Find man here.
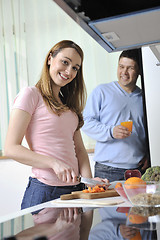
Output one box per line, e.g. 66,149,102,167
82,49,149,182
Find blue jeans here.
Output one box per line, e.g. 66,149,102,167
21,177,85,210
95,162,143,182
94,162,126,182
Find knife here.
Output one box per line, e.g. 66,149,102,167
77,176,110,187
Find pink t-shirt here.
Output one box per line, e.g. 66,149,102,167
13,86,79,186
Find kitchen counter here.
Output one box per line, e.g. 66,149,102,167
0,197,160,239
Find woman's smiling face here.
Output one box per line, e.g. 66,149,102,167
48,47,81,90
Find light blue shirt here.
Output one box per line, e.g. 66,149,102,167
82,81,147,169
89,207,126,240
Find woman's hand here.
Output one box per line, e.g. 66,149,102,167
59,207,80,223
92,177,110,190
52,159,77,184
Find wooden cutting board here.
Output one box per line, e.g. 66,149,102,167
60,189,119,200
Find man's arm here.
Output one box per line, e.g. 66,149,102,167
82,87,114,142
82,86,130,142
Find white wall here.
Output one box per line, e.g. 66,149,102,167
0,160,32,216
142,46,160,166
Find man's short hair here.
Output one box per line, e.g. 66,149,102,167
119,49,141,73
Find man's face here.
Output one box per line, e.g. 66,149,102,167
117,57,139,92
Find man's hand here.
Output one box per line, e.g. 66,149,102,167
113,125,131,139
119,224,139,239
138,156,149,171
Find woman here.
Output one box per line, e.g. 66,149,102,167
5,40,106,209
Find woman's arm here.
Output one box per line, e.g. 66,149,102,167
4,109,77,183
4,109,56,168
73,130,92,178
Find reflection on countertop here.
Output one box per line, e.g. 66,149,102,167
0,202,159,240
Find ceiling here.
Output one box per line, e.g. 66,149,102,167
53,0,160,55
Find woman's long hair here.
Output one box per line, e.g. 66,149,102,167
36,40,87,129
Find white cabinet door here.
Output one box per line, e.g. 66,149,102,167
142,46,160,166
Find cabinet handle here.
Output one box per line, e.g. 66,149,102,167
156,62,160,66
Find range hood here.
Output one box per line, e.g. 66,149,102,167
53,0,160,53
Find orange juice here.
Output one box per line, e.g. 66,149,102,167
121,120,133,132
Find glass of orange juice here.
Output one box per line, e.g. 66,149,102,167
121,120,133,132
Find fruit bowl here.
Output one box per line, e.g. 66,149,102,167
123,181,160,207
115,187,128,200
114,181,128,200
